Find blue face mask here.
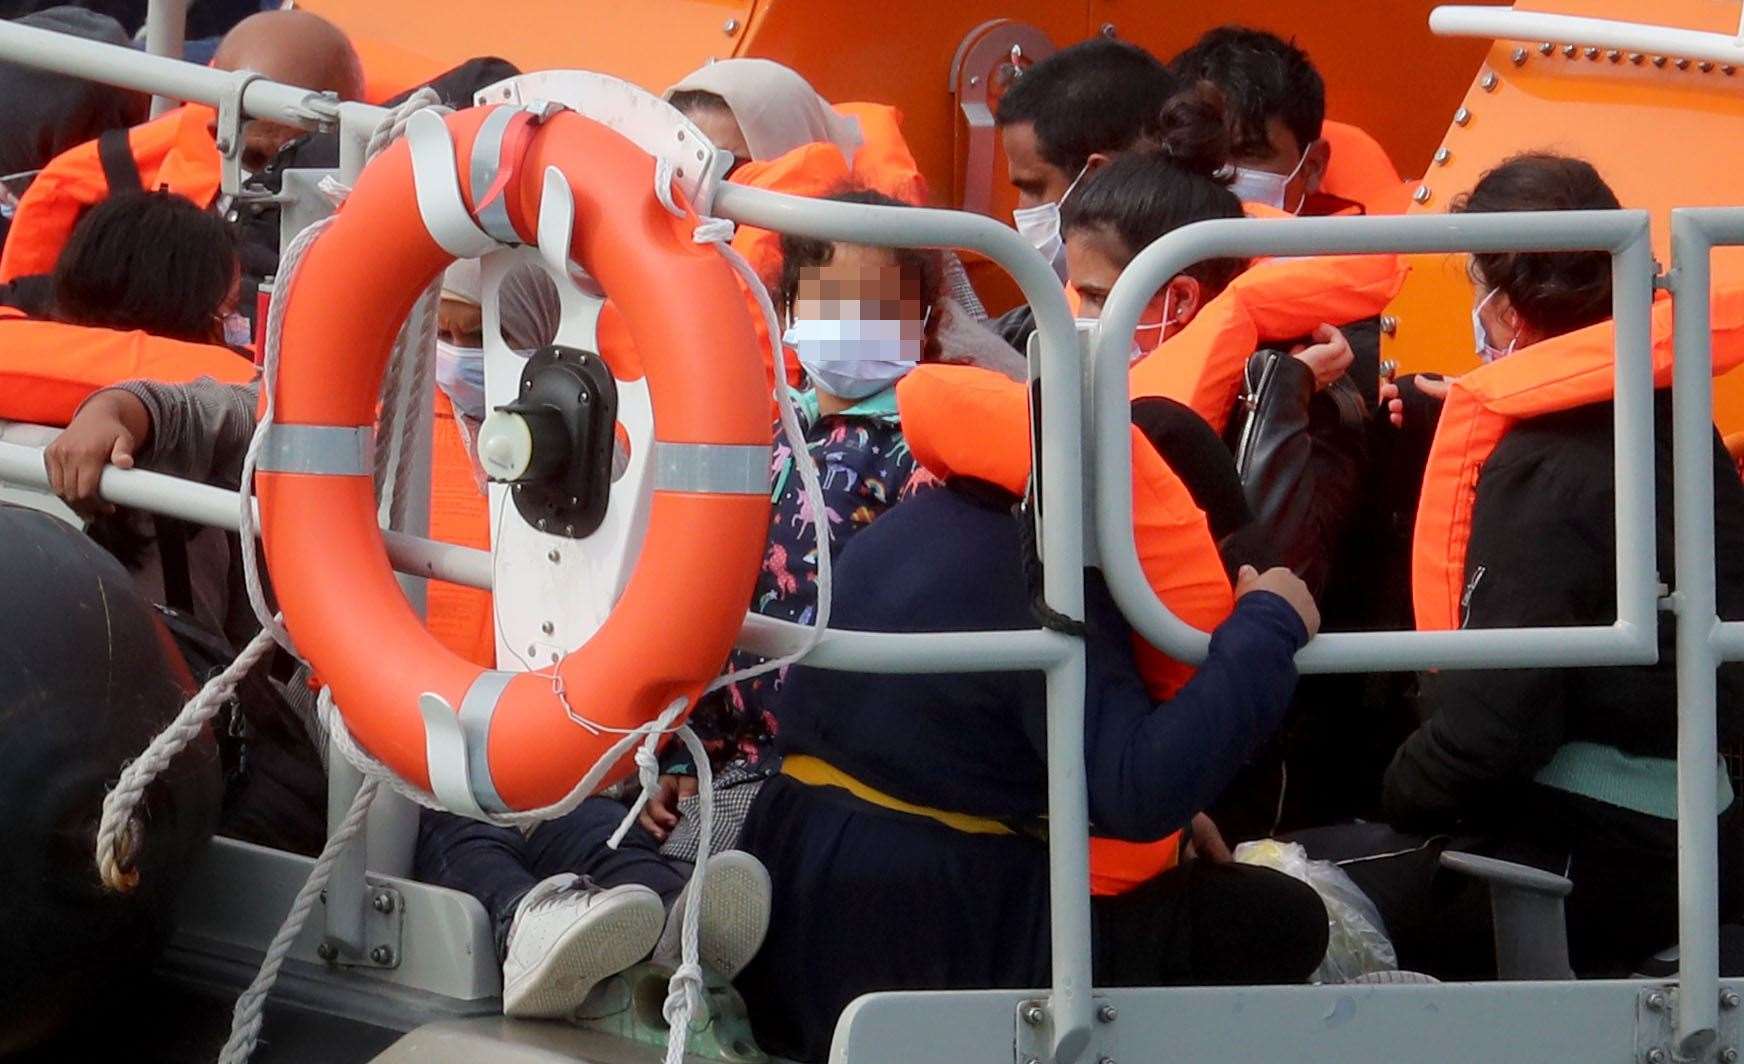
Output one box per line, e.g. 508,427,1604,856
783,315,922,401
436,338,489,420
221,310,252,349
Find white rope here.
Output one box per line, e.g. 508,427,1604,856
216,777,380,1064
93,625,279,891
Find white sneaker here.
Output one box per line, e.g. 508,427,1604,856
501,873,665,1019
652,851,772,979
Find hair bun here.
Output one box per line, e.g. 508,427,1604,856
1154,80,1233,182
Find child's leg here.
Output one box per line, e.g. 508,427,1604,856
522,796,691,906
413,807,539,957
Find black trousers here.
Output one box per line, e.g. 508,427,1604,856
1292,790,1744,979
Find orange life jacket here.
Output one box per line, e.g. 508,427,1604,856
1414,289,1744,631
1318,120,1408,216
0,104,222,283
836,101,929,207
897,363,1235,894
0,307,255,426
425,390,496,667
1130,250,1408,434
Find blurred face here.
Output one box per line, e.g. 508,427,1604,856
687,105,752,171
1065,227,1199,353
791,243,924,334
1472,280,1532,356
240,119,308,173
1001,121,1075,211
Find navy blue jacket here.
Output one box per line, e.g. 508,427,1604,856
773,482,1309,840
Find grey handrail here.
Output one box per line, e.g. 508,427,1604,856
1092,210,1659,674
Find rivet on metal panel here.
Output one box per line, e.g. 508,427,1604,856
1720,1047,1739,1064
1607,49,1622,62
1413,185,1432,204
1433,148,1451,166
1537,41,1553,56
1676,58,1691,70
968,75,980,87
1700,60,1715,73
316,941,338,962
1723,989,1741,1009
1653,55,1669,67
1099,22,1116,38
1726,65,1738,76
1023,1005,1046,1026
1480,71,1498,91
1512,47,1527,65
1562,44,1577,58
1645,1050,1668,1064
1647,991,1668,1011
1453,107,1471,126
1584,46,1600,60
547,549,561,563
1098,1004,1118,1023
369,945,395,966
1629,52,1645,64
540,620,555,635
372,891,395,914
1380,315,1399,336
1097,1058,1115,1064
722,18,739,34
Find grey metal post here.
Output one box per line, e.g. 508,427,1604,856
142,0,187,117
0,17,371,131
710,183,1096,1062
1091,211,1660,675
1669,209,1725,1058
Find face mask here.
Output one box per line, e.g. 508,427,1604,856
1012,163,1090,280
436,338,489,420
1471,288,1517,364
220,310,252,349
1229,144,1313,213
1075,291,1173,363
783,315,921,401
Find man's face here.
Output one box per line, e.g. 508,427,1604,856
1001,121,1076,211
1232,117,1328,210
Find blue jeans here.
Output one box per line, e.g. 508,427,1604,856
413,797,689,958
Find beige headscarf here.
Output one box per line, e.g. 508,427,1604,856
666,58,863,163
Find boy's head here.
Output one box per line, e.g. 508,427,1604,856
1171,26,1328,211
995,39,1178,210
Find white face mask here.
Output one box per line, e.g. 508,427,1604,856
1012,163,1090,281
1074,291,1172,363
1229,143,1314,213
1471,288,1517,364
783,315,922,400
436,338,489,420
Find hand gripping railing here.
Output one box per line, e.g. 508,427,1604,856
1093,210,1660,674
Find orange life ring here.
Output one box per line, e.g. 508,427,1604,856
256,106,770,813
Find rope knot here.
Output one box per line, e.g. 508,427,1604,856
662,960,708,1038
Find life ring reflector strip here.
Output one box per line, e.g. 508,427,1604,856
257,105,771,813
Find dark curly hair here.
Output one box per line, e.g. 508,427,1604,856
776,187,945,359
1453,153,1620,338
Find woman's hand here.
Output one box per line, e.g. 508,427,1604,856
1187,813,1233,864
1379,374,1451,429
636,773,699,843
1290,323,1354,391
44,389,150,517
1235,564,1321,638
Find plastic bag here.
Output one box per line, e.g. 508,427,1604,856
1233,838,1398,983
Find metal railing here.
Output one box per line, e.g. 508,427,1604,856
1430,4,1744,64
0,12,1736,1063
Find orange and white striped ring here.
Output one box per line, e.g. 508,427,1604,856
255,104,770,814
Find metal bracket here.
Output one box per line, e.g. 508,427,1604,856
214,69,264,198
1015,996,1117,1064
315,880,405,970
1634,985,1742,1063
949,19,1055,216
